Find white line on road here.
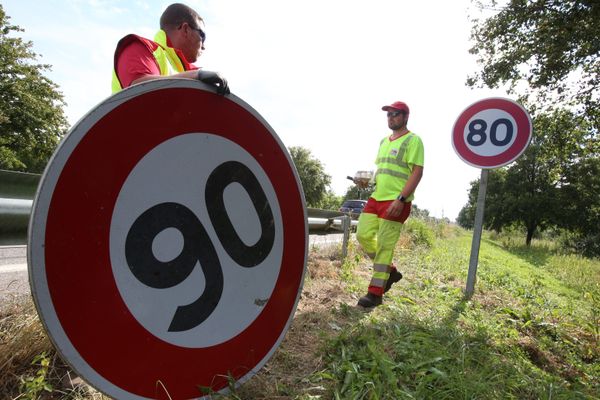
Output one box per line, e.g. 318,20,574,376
0,263,27,273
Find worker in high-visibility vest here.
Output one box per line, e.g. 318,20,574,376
112,3,228,94
355,101,425,308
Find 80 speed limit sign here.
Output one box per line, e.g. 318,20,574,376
452,97,532,168
28,80,307,399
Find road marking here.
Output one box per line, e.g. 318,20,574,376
0,263,27,273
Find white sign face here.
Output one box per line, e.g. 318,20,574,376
464,109,518,157
452,98,532,169
109,133,283,348
28,80,307,400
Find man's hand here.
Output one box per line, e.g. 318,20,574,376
385,199,404,218
197,70,230,95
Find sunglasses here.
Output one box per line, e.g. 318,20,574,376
180,23,206,42
192,26,206,42
387,111,404,118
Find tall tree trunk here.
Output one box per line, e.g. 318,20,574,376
525,225,536,246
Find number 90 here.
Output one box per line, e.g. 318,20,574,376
124,161,275,332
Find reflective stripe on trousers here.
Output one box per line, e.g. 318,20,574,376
356,212,403,292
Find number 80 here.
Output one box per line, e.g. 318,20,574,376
467,118,514,147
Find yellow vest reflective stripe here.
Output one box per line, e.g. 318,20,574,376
375,168,409,180
152,30,185,76
375,133,414,170
111,30,188,93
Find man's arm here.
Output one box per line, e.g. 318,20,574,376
118,41,228,94
133,70,229,95
117,41,198,86
399,165,424,200
385,165,423,218
130,70,199,85
116,41,162,89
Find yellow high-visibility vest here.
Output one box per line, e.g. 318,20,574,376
372,132,424,201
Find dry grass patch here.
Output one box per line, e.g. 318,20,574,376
0,244,372,399
0,299,53,396
231,248,361,399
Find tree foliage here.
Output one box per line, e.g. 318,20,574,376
559,157,600,257
0,5,67,173
288,146,332,208
343,184,374,202
319,190,343,211
468,0,600,128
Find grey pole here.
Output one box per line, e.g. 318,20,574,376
465,168,489,298
341,215,351,259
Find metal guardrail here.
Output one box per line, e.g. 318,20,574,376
1,170,39,243
0,169,40,199
0,170,357,250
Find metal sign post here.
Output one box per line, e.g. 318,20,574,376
465,169,488,297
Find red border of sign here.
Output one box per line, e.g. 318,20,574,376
452,98,532,168
43,88,305,399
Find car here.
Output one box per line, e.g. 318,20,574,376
339,199,367,218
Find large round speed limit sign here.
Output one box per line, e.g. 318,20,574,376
28,80,307,399
452,98,532,168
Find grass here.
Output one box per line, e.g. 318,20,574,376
317,225,599,400
1,220,598,399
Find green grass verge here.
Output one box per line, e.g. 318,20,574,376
319,224,600,400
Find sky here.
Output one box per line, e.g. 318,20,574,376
3,0,508,221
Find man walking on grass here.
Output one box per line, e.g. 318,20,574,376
355,101,424,309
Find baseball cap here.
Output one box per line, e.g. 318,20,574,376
382,101,409,114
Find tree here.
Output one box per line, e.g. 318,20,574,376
456,203,474,229
0,5,67,173
319,190,343,211
343,183,374,201
288,146,332,208
559,157,600,257
456,169,508,232
468,0,600,129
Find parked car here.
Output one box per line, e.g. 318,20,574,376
339,199,367,219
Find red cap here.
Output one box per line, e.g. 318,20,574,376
382,101,409,114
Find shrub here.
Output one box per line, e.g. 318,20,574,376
404,218,435,248
560,231,600,258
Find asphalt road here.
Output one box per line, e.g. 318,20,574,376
0,234,344,304
0,245,29,306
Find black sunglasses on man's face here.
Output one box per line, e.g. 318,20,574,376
192,26,206,42
179,23,206,42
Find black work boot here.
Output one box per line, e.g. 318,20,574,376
384,268,403,293
357,292,382,308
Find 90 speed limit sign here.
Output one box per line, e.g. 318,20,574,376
28,80,307,399
452,97,532,168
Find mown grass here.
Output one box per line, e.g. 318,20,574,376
1,219,598,399
316,223,600,400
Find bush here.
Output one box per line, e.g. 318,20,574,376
404,218,435,248
560,231,600,258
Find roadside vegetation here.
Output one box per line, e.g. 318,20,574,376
1,217,598,399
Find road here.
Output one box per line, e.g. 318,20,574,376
0,234,344,303
0,245,29,306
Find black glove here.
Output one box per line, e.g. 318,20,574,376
197,70,229,95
